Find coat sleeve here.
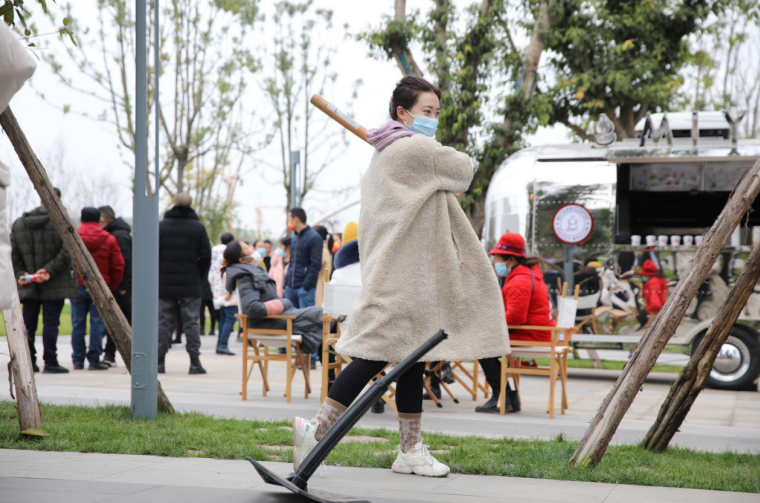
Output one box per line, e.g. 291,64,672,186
10,223,26,278
198,226,212,280
643,280,663,313
504,276,531,326
115,232,132,291
238,276,267,319
41,236,72,279
433,142,474,193
108,236,125,291
302,234,323,291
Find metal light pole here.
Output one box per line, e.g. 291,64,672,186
289,150,301,209
131,0,160,419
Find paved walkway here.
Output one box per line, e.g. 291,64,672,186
1,335,759,453
1,449,758,503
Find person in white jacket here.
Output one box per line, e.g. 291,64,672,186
209,235,238,355
0,20,37,310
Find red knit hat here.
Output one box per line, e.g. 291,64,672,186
640,259,660,276
489,232,527,258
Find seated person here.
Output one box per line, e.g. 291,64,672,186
475,232,556,414
332,221,360,285
223,241,322,357
640,259,668,315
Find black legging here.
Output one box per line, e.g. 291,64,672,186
328,358,425,414
199,298,217,334
479,357,512,395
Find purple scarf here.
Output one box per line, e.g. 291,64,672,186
366,121,416,151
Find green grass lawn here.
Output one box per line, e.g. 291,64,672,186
0,306,218,337
0,402,757,493
533,357,685,374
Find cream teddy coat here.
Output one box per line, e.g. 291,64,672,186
336,133,510,362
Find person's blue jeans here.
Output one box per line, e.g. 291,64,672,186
284,286,316,309
71,285,106,365
217,306,238,349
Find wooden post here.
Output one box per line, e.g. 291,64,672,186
642,241,760,452
0,107,175,414
2,285,44,435
569,157,760,467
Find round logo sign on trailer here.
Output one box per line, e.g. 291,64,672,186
552,203,594,245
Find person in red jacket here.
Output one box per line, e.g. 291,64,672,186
476,232,556,414
70,207,125,370
640,259,668,315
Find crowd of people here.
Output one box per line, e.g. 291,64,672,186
10,190,350,376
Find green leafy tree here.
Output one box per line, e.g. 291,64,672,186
358,0,556,236
545,0,727,139
1,0,73,42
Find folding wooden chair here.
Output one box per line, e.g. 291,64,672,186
321,270,397,411
237,313,312,402
500,284,579,418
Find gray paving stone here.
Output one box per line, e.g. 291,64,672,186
605,484,760,503
0,477,159,494
0,488,115,503
427,474,616,502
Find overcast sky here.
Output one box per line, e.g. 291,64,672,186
1,0,567,239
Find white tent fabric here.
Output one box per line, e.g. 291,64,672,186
0,21,36,309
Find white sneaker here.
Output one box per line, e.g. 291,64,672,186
293,416,319,471
391,441,450,477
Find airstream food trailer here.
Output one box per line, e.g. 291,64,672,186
484,111,760,390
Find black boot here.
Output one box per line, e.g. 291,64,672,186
158,354,165,374
475,393,508,413
371,398,385,414
423,378,441,400
189,357,207,375
506,388,521,413
440,363,455,384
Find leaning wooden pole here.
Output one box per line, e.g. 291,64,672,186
0,107,175,414
2,285,44,435
642,241,760,452
569,157,760,467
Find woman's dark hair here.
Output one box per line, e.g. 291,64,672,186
313,225,328,241
279,236,291,248
512,256,542,268
220,241,243,278
220,232,235,245
389,76,442,121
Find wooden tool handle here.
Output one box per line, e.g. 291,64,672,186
310,94,370,145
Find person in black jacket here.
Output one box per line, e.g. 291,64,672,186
157,193,212,374
223,241,322,354
99,205,132,366
283,207,323,308
11,188,77,374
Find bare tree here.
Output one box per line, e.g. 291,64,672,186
260,0,359,213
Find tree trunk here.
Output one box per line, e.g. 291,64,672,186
392,0,424,77
0,107,175,414
517,0,555,99
568,157,760,466
642,241,760,452
2,285,43,435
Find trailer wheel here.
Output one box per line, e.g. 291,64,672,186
691,327,760,391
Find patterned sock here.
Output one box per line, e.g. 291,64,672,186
398,412,422,453
315,398,347,441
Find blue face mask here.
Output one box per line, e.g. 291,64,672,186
495,262,511,277
257,247,267,257
405,110,438,137
276,249,286,257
